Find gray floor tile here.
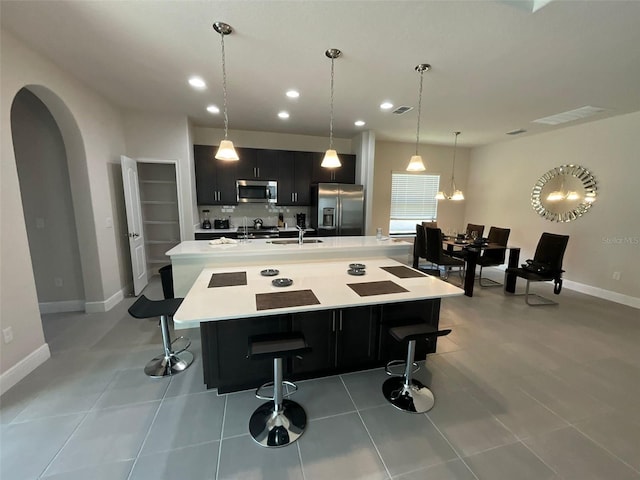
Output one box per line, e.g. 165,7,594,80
141,390,225,455
574,412,640,472
298,412,388,480
513,372,613,423
0,413,84,480
463,442,559,480
340,368,391,410
294,375,356,419
465,380,569,439
93,368,169,409
393,459,476,480
41,460,133,479
217,434,303,479
221,389,263,439
131,441,219,480
523,426,639,480
426,389,517,457
360,404,457,477
13,386,103,422
44,402,159,476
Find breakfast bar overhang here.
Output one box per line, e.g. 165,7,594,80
173,258,463,393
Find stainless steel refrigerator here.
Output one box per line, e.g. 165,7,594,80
311,183,365,236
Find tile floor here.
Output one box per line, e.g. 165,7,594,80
1,270,639,479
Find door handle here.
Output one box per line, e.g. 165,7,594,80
128,233,139,238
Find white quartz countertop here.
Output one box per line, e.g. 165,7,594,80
167,236,411,258
173,258,463,328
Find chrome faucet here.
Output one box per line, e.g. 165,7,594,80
296,225,305,245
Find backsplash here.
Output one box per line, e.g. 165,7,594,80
199,204,311,229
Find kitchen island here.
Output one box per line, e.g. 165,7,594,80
167,236,413,297
174,258,463,393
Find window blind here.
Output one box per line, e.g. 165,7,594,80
389,173,440,234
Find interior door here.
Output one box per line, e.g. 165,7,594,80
121,155,148,295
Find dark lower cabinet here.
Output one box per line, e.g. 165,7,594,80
201,299,440,393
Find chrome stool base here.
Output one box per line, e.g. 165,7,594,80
383,376,435,413
144,350,194,378
249,399,307,447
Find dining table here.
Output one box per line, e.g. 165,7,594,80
443,238,520,297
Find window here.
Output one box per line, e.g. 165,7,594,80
389,172,440,235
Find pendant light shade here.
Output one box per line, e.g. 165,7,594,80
436,131,464,201
321,49,342,169
407,155,426,172
406,64,431,172
213,22,239,162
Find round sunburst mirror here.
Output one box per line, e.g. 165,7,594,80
531,165,597,222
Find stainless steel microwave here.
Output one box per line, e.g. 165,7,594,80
236,180,277,204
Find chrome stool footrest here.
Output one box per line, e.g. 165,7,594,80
171,335,191,354
385,360,420,376
255,380,298,401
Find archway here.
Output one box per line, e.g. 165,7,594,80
10,86,96,316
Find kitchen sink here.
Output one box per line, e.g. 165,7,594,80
269,239,323,245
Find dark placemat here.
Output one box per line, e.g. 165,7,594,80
380,265,427,279
208,271,247,288
256,289,320,311
347,280,409,297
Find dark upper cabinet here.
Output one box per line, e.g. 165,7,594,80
311,152,357,184
194,144,238,205
236,148,279,180
277,151,313,206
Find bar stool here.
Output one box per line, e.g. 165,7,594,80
383,321,451,413
128,295,193,378
247,332,311,448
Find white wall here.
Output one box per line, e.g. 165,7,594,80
466,111,640,305
1,29,128,388
193,127,352,153
372,140,470,236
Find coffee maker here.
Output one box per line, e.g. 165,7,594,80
296,213,306,229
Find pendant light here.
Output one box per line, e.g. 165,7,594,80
436,131,465,201
213,22,239,161
406,64,431,172
321,48,342,168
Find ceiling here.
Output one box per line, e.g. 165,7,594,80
2,0,640,147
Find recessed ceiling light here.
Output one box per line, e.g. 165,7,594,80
286,90,300,98
278,111,290,119
206,104,220,114
380,102,394,110
188,76,206,89
354,120,366,127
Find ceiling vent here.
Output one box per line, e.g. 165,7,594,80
506,128,527,135
392,106,413,115
532,106,606,126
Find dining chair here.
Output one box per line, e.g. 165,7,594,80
466,223,485,240
504,232,569,306
413,224,438,274
425,227,465,281
477,227,511,287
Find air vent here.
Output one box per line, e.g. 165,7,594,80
506,128,527,135
532,106,606,126
392,106,413,115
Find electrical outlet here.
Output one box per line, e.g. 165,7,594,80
3,327,13,344
54,277,63,287
612,271,621,281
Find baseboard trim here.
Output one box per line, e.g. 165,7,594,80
562,280,640,310
39,300,85,314
85,288,125,313
0,343,51,396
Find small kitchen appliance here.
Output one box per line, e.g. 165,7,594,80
296,213,306,229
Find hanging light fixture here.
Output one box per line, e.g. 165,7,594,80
406,64,431,172
436,131,465,201
213,22,239,161
321,48,342,168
